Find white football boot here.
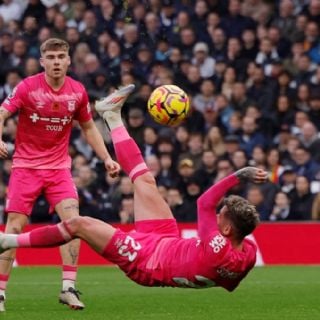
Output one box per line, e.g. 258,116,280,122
59,287,85,310
95,84,136,119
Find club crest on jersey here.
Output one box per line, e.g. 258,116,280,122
67,100,76,112
52,102,60,111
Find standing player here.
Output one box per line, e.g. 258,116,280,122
0,85,267,295
0,38,121,311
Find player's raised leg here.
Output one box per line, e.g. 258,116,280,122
96,85,173,222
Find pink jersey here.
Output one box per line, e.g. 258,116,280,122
105,175,257,292
2,72,91,169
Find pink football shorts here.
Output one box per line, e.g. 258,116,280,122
102,219,179,286
6,168,78,215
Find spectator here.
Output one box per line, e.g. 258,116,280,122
0,0,23,24
179,132,204,170
191,42,215,79
195,149,217,190
157,152,176,188
208,27,227,59
166,187,191,222
308,91,320,130
296,83,311,112
220,0,256,38
271,94,295,134
24,57,41,77
184,175,202,221
269,191,291,221
174,125,190,155
221,66,237,100
292,146,320,183
176,158,196,196
239,116,267,155
214,157,234,183
288,175,314,220
133,44,154,80
192,79,216,114
266,148,284,184
279,165,297,195
231,149,249,171
246,63,276,115
299,121,320,162
230,81,254,114
127,107,146,148
215,93,235,133
142,126,158,158
291,110,310,136
143,12,162,50
0,69,22,103
272,0,297,42
241,28,259,61
118,195,134,224
241,0,272,25
246,185,270,220
204,126,226,157
176,26,197,60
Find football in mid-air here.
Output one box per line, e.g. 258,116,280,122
147,85,190,126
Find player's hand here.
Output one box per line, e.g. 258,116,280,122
104,158,121,178
0,141,8,159
235,167,268,184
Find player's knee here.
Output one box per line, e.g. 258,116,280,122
8,224,24,234
139,173,156,186
5,218,25,234
63,216,92,236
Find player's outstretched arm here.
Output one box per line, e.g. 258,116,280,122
197,167,267,239
235,167,268,184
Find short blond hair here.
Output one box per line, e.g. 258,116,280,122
40,38,69,55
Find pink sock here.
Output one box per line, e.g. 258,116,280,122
111,126,149,181
17,222,73,247
0,274,9,291
62,265,77,281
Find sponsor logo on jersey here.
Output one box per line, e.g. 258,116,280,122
29,113,72,132
216,267,239,279
209,234,226,253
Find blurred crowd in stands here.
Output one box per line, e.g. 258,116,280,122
1,0,320,224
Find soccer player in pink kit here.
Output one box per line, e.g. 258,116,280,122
0,84,267,297
0,38,121,311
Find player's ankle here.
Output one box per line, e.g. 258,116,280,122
62,279,75,291
0,290,6,299
103,110,123,130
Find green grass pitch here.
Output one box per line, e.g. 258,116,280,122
3,266,320,320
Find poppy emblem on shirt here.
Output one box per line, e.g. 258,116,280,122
52,102,60,111
67,100,76,112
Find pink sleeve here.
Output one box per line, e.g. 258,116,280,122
74,88,92,123
197,174,239,240
2,81,26,113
